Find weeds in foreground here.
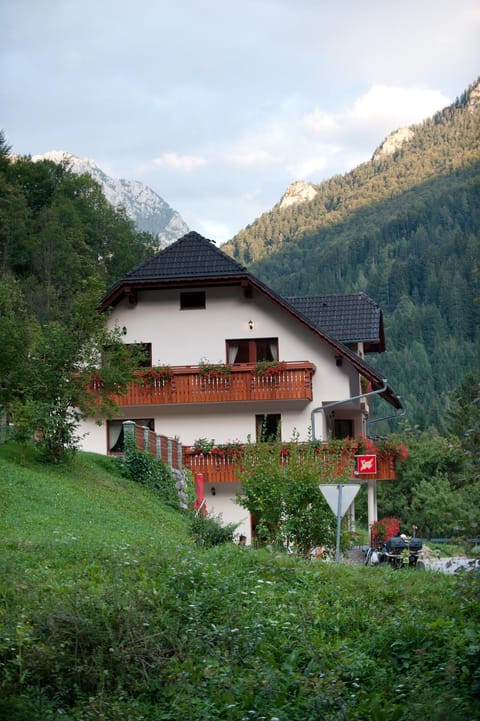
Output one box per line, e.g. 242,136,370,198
0,444,479,720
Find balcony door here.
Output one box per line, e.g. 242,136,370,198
227,338,278,364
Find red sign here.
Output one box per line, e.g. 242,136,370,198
355,454,377,475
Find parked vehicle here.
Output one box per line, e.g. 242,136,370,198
364,536,424,569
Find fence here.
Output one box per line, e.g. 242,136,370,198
122,420,183,470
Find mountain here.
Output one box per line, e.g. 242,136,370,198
224,78,480,266
31,151,189,247
222,78,480,432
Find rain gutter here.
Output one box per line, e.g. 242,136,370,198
310,379,389,441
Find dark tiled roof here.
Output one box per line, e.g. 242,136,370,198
287,293,383,345
125,231,247,280
100,231,399,406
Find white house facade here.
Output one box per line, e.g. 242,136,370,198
79,232,403,542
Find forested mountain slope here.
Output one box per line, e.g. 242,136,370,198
0,143,155,323
224,79,480,266
222,79,480,431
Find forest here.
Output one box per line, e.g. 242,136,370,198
0,133,155,460
224,79,480,433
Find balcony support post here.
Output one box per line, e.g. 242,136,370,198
367,479,377,543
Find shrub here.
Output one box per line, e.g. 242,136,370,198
190,512,238,547
370,516,401,546
121,439,179,508
237,437,350,555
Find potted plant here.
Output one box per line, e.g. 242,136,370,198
192,437,216,455
198,359,232,384
253,360,287,381
139,364,172,388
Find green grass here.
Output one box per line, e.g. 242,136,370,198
1,442,479,721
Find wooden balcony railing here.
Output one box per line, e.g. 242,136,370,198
112,421,398,483
111,361,315,406
183,446,398,483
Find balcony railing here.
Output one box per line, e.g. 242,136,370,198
111,361,315,406
111,421,398,482
183,446,398,483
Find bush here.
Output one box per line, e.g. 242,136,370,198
121,440,179,508
190,512,238,547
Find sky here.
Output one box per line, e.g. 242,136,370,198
1,1,479,243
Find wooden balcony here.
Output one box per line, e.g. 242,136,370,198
112,361,315,406
110,421,399,483
183,446,398,483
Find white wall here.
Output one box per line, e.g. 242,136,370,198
79,283,362,452
202,481,251,542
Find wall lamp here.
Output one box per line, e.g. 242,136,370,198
211,487,217,496
248,320,254,330
122,326,128,336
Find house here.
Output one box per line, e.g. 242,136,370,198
79,231,403,542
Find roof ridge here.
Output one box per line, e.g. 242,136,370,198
124,230,247,280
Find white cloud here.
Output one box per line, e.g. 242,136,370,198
225,150,273,167
347,85,451,127
198,219,232,244
286,156,328,180
153,152,207,171
303,109,337,135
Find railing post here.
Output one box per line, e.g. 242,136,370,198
142,426,149,454
155,433,162,461
178,441,183,470
167,438,173,467
123,420,136,448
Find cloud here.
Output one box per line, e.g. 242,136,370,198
303,109,337,134
153,152,207,171
225,150,273,167
303,85,451,141
286,156,328,180
197,219,232,244
347,85,451,127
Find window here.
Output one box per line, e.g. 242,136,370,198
334,419,354,439
180,291,205,309
107,418,154,453
227,338,278,364
125,342,152,367
256,413,281,442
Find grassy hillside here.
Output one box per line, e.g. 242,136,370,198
1,444,479,721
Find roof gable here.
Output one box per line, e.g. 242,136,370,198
287,293,385,352
125,231,247,281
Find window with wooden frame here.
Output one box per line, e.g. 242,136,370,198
226,338,279,364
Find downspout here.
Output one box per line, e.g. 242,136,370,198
310,379,389,441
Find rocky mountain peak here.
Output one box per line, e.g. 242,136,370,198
372,126,415,163
31,151,189,248
278,180,318,209
466,77,480,113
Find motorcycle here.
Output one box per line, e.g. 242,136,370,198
364,536,424,569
